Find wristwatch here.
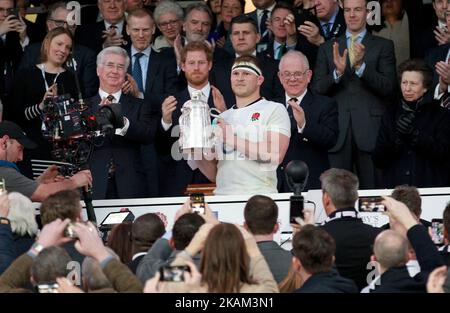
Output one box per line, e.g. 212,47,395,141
28,242,45,258
0,217,10,225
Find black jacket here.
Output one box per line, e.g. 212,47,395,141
295,269,358,293
86,93,156,199
75,21,131,55
372,94,450,188
320,208,382,290
19,42,99,98
275,90,338,191
370,224,444,293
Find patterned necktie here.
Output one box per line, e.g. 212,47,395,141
133,52,144,93
442,92,450,109
348,34,358,67
260,10,269,40
323,23,332,39
107,94,115,102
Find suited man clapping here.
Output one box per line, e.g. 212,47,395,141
312,0,397,189
275,50,338,191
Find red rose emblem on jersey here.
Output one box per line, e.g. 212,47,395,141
251,112,260,121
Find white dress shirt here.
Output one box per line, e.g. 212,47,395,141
285,90,307,133
98,89,130,136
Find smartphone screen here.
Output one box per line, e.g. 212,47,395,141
290,195,304,224
159,266,190,282
190,193,205,215
431,219,444,245
358,196,385,212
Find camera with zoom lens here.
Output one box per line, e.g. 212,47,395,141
41,94,124,170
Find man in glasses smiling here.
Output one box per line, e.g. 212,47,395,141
19,1,98,98
274,50,338,191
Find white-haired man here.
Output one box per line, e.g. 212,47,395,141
87,47,156,200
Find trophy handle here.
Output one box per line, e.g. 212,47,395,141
209,108,221,119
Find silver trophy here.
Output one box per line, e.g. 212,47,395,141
179,91,221,155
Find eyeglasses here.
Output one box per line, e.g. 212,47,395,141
281,70,309,80
49,19,75,28
102,62,126,71
158,19,180,29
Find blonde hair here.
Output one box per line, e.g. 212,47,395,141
7,192,39,237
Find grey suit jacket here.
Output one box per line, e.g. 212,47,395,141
312,32,397,152
257,241,291,283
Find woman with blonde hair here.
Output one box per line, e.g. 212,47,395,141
6,27,78,178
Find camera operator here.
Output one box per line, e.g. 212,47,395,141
87,46,155,200
0,121,92,202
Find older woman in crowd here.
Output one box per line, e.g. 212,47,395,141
7,192,38,259
153,0,184,52
373,58,450,188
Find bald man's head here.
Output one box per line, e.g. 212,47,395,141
374,230,409,270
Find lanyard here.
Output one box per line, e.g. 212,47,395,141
40,64,61,91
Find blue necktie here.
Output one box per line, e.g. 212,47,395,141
323,23,332,39
132,52,144,93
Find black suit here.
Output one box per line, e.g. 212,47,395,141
126,46,179,196
425,43,449,92
86,93,156,199
0,32,22,105
19,42,99,98
320,208,382,291
75,21,130,54
295,268,358,293
126,46,179,108
210,52,284,107
155,88,212,197
275,90,338,191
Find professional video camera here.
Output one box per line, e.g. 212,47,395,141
41,94,123,174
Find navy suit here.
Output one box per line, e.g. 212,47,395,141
155,88,212,197
275,90,338,191
75,21,131,55
86,93,156,199
19,42,99,98
126,47,180,196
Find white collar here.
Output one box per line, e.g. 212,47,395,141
104,19,125,33
285,89,307,108
235,50,257,58
257,3,276,16
188,82,211,101
131,45,152,58
98,89,122,104
132,252,147,261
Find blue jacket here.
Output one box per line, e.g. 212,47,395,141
0,223,14,275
